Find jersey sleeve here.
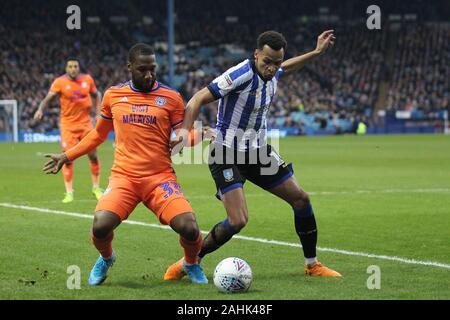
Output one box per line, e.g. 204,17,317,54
99,89,113,120
88,75,98,94
49,78,61,94
65,117,113,161
207,62,252,99
169,92,185,130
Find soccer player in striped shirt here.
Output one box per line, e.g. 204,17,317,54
166,30,341,278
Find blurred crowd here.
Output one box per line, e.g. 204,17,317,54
386,24,449,118
0,0,448,134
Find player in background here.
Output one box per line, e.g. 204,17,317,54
166,30,342,278
42,43,209,285
34,58,103,203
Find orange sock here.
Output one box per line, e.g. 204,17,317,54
90,228,114,258
180,233,203,264
62,163,73,193
89,159,101,188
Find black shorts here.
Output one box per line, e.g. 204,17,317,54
208,143,293,198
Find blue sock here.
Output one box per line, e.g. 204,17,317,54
220,218,237,233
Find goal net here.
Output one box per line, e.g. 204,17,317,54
0,100,18,142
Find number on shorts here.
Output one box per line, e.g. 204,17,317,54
159,182,183,199
170,182,182,195
160,182,173,199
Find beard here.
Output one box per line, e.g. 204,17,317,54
132,77,154,92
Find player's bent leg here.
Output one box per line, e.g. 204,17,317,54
87,149,98,162
222,187,249,231
61,162,74,203
61,130,76,201
197,187,248,260
92,210,121,240
165,212,207,284
269,176,341,277
88,210,121,286
88,150,103,200
169,212,200,242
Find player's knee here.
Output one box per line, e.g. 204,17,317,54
92,223,112,239
292,192,311,209
179,221,200,242
88,153,98,162
92,212,118,239
228,214,248,233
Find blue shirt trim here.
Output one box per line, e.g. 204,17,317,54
130,81,160,93
100,114,113,120
221,182,243,194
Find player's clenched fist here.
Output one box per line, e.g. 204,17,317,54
43,153,69,174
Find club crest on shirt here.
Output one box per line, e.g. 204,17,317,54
82,82,88,88
223,168,234,182
155,96,166,107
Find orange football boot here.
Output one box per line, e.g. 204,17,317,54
163,258,186,280
305,261,342,277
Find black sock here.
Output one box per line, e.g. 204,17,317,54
294,204,318,259
198,219,237,258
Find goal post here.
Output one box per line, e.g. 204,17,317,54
0,100,18,142
444,110,449,135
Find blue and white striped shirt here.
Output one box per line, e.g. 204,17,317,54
207,59,284,151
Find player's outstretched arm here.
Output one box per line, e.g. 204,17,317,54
170,87,216,153
174,126,215,148
42,117,113,174
64,117,113,161
34,92,57,121
281,30,336,76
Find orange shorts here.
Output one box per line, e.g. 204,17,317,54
60,123,93,152
95,171,194,225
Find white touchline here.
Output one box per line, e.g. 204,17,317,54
19,188,450,203
1,202,450,270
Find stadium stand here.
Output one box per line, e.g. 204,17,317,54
0,0,448,136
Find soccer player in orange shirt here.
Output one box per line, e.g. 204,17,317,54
42,43,208,285
34,58,103,203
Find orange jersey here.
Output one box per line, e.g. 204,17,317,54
49,73,97,127
101,81,185,177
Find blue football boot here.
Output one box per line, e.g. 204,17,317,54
182,260,208,284
88,251,116,286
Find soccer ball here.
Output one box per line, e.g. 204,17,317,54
213,257,253,293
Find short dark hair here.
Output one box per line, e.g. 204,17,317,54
257,31,287,51
66,57,79,65
128,43,155,63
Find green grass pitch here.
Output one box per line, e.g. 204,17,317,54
0,134,449,299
